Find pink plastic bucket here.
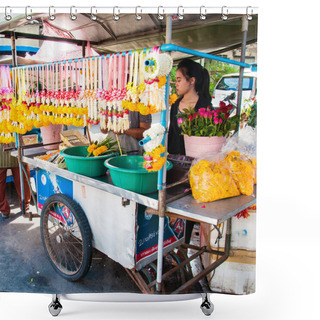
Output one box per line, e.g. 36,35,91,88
184,135,226,158
40,124,63,150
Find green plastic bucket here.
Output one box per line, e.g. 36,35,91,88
104,155,173,194
60,146,116,177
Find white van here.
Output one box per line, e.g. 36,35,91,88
212,71,257,109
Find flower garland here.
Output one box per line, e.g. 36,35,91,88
141,124,166,171
0,65,15,143
122,52,174,115
142,123,165,152
0,48,176,145
143,144,166,172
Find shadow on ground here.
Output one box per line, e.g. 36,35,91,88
0,182,139,294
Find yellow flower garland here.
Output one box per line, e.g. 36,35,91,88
1,99,87,136
143,144,166,172
122,75,176,115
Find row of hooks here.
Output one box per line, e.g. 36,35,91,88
3,6,254,22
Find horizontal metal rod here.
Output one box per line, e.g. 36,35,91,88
161,44,252,68
165,190,191,204
181,243,225,256
4,141,62,151
0,31,99,46
11,46,156,69
166,177,189,189
0,7,258,15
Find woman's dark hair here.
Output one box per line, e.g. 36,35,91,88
177,59,211,102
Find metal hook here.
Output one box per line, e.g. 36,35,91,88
49,6,55,21
221,6,228,20
90,6,97,21
25,6,32,20
246,6,253,21
200,6,207,20
113,6,120,21
5,6,12,21
177,6,184,20
135,6,142,21
70,6,77,21
157,6,164,20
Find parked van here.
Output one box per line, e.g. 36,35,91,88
212,71,257,109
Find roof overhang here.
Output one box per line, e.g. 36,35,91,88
0,13,257,61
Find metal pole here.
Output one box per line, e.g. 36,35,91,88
11,32,26,215
82,41,88,137
236,16,249,132
155,13,172,294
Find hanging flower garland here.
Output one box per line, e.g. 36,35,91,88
122,51,176,115
143,144,166,172
0,65,15,143
141,124,166,171
8,63,88,133
138,52,173,114
99,53,130,133
0,48,176,142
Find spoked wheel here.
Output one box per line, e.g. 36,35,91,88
40,194,92,281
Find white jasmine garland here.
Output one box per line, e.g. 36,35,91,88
142,123,165,152
143,53,173,79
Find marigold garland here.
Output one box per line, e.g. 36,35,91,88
143,144,166,172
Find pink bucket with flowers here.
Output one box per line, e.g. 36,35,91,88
178,103,238,158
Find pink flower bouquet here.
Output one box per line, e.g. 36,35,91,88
177,102,242,137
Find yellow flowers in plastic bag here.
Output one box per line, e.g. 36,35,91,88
189,151,256,202
190,160,240,202
222,150,256,196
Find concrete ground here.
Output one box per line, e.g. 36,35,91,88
0,182,140,294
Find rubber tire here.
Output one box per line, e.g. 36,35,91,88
40,194,93,281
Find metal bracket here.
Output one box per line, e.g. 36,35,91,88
121,198,130,207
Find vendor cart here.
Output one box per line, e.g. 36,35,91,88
2,8,258,317
12,142,256,315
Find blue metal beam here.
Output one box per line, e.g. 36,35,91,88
0,45,39,53
160,44,252,68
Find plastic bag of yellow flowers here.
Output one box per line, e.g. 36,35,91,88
189,151,256,202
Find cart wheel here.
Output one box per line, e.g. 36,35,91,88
48,295,62,317
139,264,157,293
200,293,214,316
40,194,92,281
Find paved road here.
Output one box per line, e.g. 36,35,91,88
0,182,139,294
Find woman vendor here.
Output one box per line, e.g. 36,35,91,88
168,59,212,155
168,59,212,243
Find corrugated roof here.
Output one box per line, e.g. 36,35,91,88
0,13,257,60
